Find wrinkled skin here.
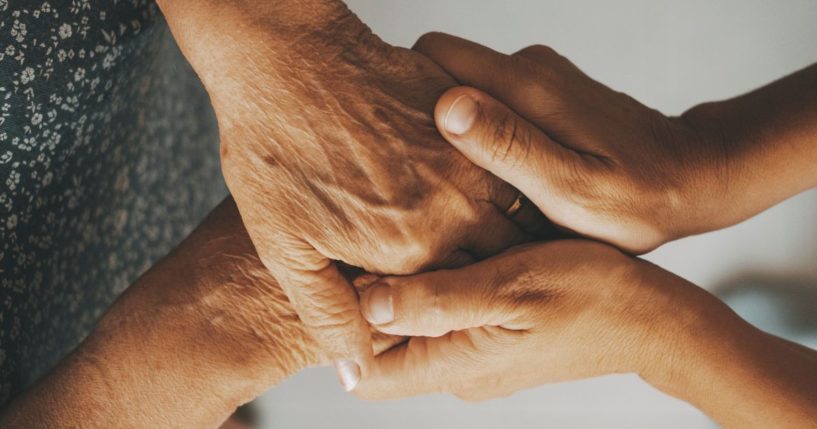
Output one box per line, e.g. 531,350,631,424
0,198,402,428
160,1,536,372
150,199,402,379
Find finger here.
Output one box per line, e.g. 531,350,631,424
414,32,559,123
355,334,476,400
513,44,576,70
435,86,577,213
261,237,373,392
359,264,508,337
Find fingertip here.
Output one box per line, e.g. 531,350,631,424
435,87,481,131
336,357,368,392
361,282,394,325
361,278,417,337
352,341,415,401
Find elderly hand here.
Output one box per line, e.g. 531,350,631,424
413,33,775,253
159,2,541,388
0,198,404,428
354,241,817,429
162,199,403,382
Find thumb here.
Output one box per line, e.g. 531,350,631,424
359,265,507,338
435,86,573,207
261,238,373,392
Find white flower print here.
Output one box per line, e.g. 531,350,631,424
19,67,34,84
11,20,27,43
58,23,72,39
0,0,225,410
5,170,20,191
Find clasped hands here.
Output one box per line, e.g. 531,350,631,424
171,4,813,417
4,4,816,429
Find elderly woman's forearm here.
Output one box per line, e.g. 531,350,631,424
155,0,370,100
0,199,316,428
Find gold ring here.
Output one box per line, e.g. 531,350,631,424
504,193,524,217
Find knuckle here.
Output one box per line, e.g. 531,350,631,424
516,44,558,59
508,49,566,105
507,54,544,83
414,31,446,52
412,279,452,336
382,240,434,274
379,230,452,274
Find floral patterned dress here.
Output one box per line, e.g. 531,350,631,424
0,0,225,406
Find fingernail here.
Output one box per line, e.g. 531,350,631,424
334,359,361,392
444,95,478,135
365,283,394,325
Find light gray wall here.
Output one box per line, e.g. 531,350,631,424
259,1,817,428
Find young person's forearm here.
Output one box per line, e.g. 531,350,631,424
697,332,817,428
651,301,817,429
682,64,817,214
0,199,314,428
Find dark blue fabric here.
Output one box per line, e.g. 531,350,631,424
0,0,225,405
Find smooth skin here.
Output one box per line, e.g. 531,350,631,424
414,33,817,253
356,241,817,428
155,1,543,388
353,33,817,428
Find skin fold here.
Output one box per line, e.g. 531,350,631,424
0,198,400,428
351,32,817,429
155,0,545,385
3,6,816,429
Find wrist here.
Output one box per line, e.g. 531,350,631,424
155,199,319,387
620,263,741,388
639,293,752,396
630,268,817,428
1,199,317,428
664,106,745,238
678,68,817,233
94,199,317,408
159,0,389,118
647,315,817,428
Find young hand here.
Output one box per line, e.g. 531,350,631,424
415,33,817,253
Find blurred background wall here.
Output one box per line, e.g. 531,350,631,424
258,1,817,427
